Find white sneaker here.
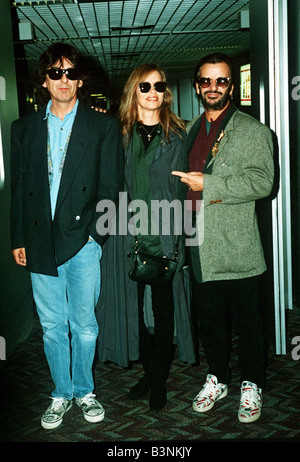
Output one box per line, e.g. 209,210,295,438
193,374,228,413
238,381,262,423
41,397,72,430
76,393,105,423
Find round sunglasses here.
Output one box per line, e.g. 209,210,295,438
46,67,80,81
138,81,167,93
198,77,231,89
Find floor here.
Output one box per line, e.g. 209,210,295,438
0,308,299,448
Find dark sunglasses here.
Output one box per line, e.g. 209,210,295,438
139,81,167,93
46,67,80,81
198,77,231,89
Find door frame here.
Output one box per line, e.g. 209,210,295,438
268,0,293,354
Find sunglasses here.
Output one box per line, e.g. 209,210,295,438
46,67,80,81
198,77,231,89
139,81,167,93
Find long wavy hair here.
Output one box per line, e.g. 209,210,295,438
118,64,185,145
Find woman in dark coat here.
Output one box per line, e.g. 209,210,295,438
97,64,196,412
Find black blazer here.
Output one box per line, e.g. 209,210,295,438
10,101,124,276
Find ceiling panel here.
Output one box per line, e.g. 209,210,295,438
11,0,250,96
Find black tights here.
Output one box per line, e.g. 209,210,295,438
137,281,175,387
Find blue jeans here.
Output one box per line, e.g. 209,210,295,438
31,240,102,399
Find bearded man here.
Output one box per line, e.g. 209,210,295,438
173,53,274,423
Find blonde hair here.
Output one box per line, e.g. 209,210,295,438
118,64,185,145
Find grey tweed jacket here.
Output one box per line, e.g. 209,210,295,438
186,109,274,283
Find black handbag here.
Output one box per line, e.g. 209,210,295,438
128,239,178,285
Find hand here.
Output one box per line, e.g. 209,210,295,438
12,248,27,266
91,106,107,113
172,171,204,191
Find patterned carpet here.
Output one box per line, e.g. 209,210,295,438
0,307,299,447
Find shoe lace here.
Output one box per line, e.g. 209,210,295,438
199,379,216,399
240,386,261,408
50,397,65,411
80,393,96,405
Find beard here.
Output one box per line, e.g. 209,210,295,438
200,85,232,111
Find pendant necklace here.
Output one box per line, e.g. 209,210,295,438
139,123,158,141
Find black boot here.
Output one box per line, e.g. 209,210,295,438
149,383,167,412
128,374,152,400
128,283,154,400
148,344,175,412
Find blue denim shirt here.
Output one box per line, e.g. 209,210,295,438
44,99,79,219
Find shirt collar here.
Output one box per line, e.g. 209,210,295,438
43,98,79,120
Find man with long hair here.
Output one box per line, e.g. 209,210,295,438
10,43,124,429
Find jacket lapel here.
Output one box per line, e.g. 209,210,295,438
204,106,237,171
205,129,231,171
30,109,52,222
54,102,90,214
124,137,134,200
